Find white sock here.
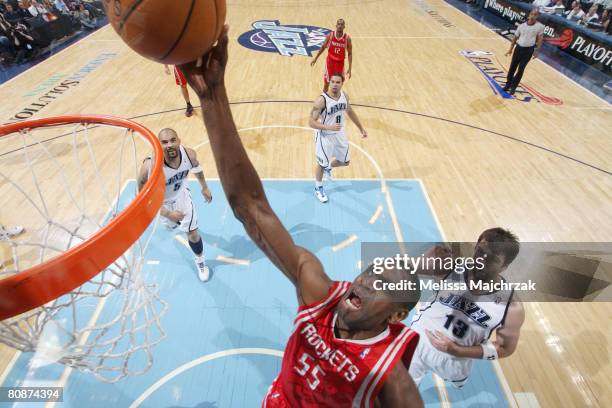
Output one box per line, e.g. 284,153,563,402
195,255,205,263
315,181,323,188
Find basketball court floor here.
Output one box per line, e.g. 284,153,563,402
1,0,611,407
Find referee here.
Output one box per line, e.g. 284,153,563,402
504,9,544,95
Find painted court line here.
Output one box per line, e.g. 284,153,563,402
369,205,383,224
331,234,359,252
130,348,284,408
216,255,250,266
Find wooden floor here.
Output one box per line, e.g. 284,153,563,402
1,0,611,406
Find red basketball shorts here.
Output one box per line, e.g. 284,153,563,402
174,66,187,86
324,59,344,84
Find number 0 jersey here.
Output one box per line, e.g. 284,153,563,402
263,282,419,408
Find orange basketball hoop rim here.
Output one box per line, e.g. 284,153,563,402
0,115,165,321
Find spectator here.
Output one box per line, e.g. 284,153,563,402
16,0,34,18
3,3,29,24
542,0,566,13
594,8,610,30
0,13,34,64
532,0,552,8
73,3,95,29
592,0,612,10
566,1,586,20
53,0,70,14
27,0,49,17
579,4,600,24
0,22,14,60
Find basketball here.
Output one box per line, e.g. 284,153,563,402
104,0,226,65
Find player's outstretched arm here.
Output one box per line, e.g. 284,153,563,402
345,93,367,138
378,363,424,408
310,33,330,66
185,148,212,203
346,36,353,78
179,26,332,305
489,300,525,358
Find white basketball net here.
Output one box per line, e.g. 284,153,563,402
0,120,166,383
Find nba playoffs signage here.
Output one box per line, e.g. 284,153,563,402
238,20,331,57
483,0,611,72
545,28,612,71
461,51,563,105
4,53,116,124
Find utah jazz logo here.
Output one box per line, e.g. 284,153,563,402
461,50,563,105
238,20,331,57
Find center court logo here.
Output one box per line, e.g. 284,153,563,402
461,50,563,105
238,20,331,57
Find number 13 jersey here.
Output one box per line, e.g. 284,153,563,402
411,270,514,347
263,282,419,408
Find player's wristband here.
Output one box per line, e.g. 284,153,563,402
481,340,498,360
190,165,203,173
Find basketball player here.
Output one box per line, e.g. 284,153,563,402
179,27,424,407
165,65,195,117
137,128,212,281
311,19,352,92
409,228,525,389
310,73,367,203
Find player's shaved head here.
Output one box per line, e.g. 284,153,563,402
336,19,345,31
158,128,178,141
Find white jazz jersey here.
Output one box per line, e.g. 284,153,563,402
408,270,514,386
318,91,348,137
411,270,514,347
163,145,194,202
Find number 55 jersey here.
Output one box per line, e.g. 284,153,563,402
263,281,419,408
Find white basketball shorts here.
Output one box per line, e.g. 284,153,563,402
161,187,198,233
409,336,472,389
315,130,350,169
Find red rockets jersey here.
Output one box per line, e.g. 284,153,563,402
263,281,419,408
327,32,348,62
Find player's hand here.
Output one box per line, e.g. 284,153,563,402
532,52,538,60
425,330,458,356
202,187,212,203
167,211,185,223
346,68,352,79
505,50,512,56
179,25,229,100
328,123,342,131
310,58,317,67
360,128,367,138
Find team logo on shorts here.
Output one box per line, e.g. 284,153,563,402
460,50,563,105
238,20,331,57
